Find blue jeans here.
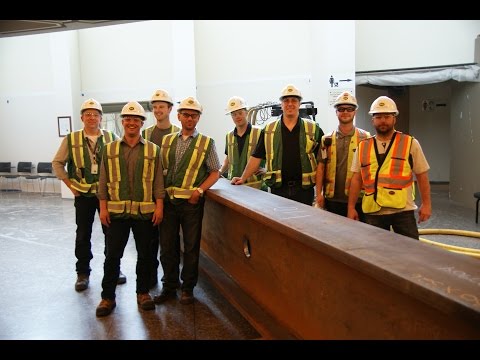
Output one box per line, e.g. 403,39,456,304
74,195,107,275
364,210,419,240
160,197,205,292
101,218,155,300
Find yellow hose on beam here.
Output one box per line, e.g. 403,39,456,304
418,228,480,259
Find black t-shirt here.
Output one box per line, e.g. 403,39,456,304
224,123,252,156
252,118,304,183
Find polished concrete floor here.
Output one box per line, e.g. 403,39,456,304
0,191,260,340
0,184,479,341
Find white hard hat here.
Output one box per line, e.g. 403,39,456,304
81,98,103,114
279,84,302,101
225,96,247,115
178,96,203,114
151,89,173,105
121,101,146,120
369,96,399,116
334,91,358,109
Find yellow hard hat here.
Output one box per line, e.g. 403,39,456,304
225,96,247,115
279,84,302,101
369,96,399,116
80,98,103,114
121,101,146,120
151,89,173,105
178,96,203,114
334,91,358,109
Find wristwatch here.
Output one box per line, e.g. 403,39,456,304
196,187,204,197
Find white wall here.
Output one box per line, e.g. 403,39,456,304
356,20,480,71
194,20,355,159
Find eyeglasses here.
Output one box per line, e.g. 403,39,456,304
336,107,356,113
83,112,100,117
180,112,200,120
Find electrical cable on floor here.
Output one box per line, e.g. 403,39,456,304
419,228,480,259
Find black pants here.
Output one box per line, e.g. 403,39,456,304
270,182,314,206
364,210,419,240
101,218,155,300
325,199,366,223
74,195,107,275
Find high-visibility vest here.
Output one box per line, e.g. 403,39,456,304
161,132,213,201
142,124,180,141
358,132,414,213
103,140,158,219
67,130,117,195
262,117,319,189
226,126,265,189
323,128,370,198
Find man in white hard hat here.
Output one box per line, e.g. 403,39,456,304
219,96,266,190
52,98,127,292
154,96,220,306
96,101,165,317
315,91,370,221
347,96,432,240
231,85,324,205
142,89,180,289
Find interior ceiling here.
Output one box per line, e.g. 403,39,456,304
0,20,142,38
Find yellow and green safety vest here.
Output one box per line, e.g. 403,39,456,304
67,129,117,196
226,126,266,190
103,140,158,220
322,128,370,198
262,118,320,189
161,133,213,203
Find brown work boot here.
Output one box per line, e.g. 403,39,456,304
137,293,155,311
179,290,194,305
153,288,177,304
96,298,116,317
75,274,89,292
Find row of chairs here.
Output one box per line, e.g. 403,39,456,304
0,162,57,194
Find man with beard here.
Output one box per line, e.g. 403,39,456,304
347,96,431,240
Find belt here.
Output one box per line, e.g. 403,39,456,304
286,180,301,187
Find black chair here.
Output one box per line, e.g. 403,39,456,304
37,162,57,195
0,162,20,191
475,192,480,224
17,162,40,192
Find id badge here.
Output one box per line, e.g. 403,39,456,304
91,163,98,174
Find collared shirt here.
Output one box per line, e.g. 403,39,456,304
171,129,221,180
52,129,111,180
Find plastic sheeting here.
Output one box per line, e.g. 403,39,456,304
356,64,480,86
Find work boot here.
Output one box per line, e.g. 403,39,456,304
179,290,194,305
137,293,155,311
96,298,116,317
75,274,89,292
153,288,177,304
117,270,127,285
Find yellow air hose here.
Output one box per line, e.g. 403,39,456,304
419,228,480,259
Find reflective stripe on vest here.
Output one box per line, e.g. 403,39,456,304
68,130,115,193
104,140,157,216
226,126,263,185
323,128,370,198
263,118,318,188
162,133,211,199
359,132,413,213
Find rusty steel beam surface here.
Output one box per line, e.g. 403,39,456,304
199,178,480,339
